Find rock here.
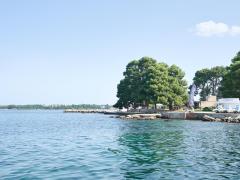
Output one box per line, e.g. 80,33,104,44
215,118,222,122
116,113,162,120
156,114,162,118
202,115,240,123
119,115,126,119
132,115,141,119
203,115,216,122
236,115,240,120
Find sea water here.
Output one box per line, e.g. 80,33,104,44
1,110,240,179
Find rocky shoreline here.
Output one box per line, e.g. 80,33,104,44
114,114,162,120
203,115,240,123
112,113,240,123
64,109,240,123
64,109,114,113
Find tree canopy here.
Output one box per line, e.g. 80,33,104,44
114,57,188,110
220,51,240,98
193,66,226,100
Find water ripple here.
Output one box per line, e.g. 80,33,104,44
0,110,240,179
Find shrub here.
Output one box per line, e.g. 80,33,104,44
202,107,214,112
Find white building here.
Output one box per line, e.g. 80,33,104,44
217,98,240,111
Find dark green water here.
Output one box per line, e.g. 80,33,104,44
1,110,240,179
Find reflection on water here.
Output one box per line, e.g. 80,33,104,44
117,121,184,179
0,110,240,179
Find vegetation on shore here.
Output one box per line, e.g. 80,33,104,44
114,51,240,110
220,52,240,98
193,51,240,99
3,52,239,111
0,104,111,110
193,66,227,100
114,57,188,110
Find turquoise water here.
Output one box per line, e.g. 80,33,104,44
1,110,240,179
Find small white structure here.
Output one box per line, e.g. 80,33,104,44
217,98,240,112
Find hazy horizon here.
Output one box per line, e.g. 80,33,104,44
1,0,240,104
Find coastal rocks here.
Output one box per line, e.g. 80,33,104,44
203,115,240,123
223,116,240,123
203,115,218,122
115,114,162,120
64,109,116,114
64,109,102,113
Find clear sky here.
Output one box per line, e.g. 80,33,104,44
0,0,240,105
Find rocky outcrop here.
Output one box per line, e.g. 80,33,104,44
114,114,162,120
203,115,240,123
64,109,117,114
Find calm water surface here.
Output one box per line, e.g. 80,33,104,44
1,110,240,179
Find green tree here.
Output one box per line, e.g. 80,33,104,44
193,66,226,100
114,57,168,108
114,60,142,108
220,51,240,98
193,68,210,100
209,66,227,96
142,61,169,108
114,57,188,110
167,65,188,110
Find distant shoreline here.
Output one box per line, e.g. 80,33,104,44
0,104,112,110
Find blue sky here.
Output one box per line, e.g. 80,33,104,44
0,0,240,105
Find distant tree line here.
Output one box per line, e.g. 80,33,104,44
0,104,112,110
193,66,227,100
114,57,188,110
193,51,240,100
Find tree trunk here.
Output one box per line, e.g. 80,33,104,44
146,101,149,109
154,103,157,110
